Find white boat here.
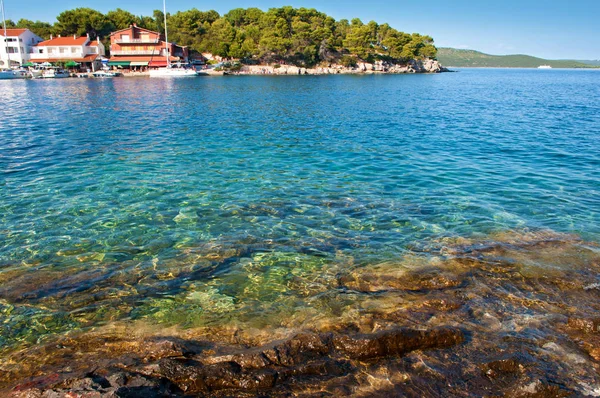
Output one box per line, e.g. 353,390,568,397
538,65,552,69
29,63,50,78
42,67,70,78
92,70,121,78
12,68,28,78
149,66,199,77
149,0,199,78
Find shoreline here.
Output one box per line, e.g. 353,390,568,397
108,59,449,78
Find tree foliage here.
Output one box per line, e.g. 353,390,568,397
54,8,114,39
9,6,437,65
15,19,53,38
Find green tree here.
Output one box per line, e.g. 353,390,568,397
55,8,114,39
106,9,137,30
15,19,53,39
153,10,165,34
1,20,16,28
136,15,158,31
13,5,438,66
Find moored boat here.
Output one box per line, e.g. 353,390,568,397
0,69,16,79
42,67,71,78
148,0,199,78
92,70,121,78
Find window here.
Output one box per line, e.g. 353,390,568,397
121,34,130,41
71,47,77,53
7,47,18,53
60,47,66,54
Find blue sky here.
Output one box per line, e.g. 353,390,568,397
3,0,599,59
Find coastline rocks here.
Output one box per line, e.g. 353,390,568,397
8,327,464,397
237,58,448,75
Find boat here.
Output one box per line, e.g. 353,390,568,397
538,65,552,69
0,69,17,79
11,68,28,78
92,70,121,78
149,0,199,78
42,67,71,78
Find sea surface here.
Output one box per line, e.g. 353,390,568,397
0,68,599,360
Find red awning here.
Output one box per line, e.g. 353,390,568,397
149,61,168,67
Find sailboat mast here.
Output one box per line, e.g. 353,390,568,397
163,0,170,67
1,0,11,68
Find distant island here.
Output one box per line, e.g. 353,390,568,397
3,7,442,72
437,48,599,68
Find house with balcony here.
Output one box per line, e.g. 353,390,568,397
0,28,44,67
29,35,106,71
109,24,188,69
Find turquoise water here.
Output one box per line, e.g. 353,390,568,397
0,69,599,349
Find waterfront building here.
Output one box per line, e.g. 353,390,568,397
108,24,188,70
0,28,43,67
29,35,105,71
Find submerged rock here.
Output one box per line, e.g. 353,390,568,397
4,233,600,397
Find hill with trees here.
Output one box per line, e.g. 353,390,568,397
437,48,596,68
2,7,437,67
575,60,600,66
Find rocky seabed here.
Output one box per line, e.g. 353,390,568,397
4,231,600,397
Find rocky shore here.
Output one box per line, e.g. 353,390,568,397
233,59,448,76
3,231,600,397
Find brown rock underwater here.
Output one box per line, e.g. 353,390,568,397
3,231,600,397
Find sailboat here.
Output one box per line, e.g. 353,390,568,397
0,0,28,79
0,0,19,79
149,0,198,77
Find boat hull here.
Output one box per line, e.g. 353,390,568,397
149,68,199,77
0,70,28,79
42,70,71,78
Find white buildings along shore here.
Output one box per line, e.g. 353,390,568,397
0,28,43,67
1,29,105,71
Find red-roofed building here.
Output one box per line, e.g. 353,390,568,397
1,28,44,67
109,24,188,69
29,34,106,71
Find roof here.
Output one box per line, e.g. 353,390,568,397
36,36,89,47
111,25,161,37
0,28,28,37
29,54,100,63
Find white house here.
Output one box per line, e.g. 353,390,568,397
0,28,44,67
30,35,106,71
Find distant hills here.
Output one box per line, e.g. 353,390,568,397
437,48,598,68
576,60,600,66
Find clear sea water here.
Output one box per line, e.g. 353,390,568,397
0,69,599,350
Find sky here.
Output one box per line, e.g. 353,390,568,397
2,0,599,60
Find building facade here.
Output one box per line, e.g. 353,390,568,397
109,24,188,69
29,35,106,71
0,28,44,67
